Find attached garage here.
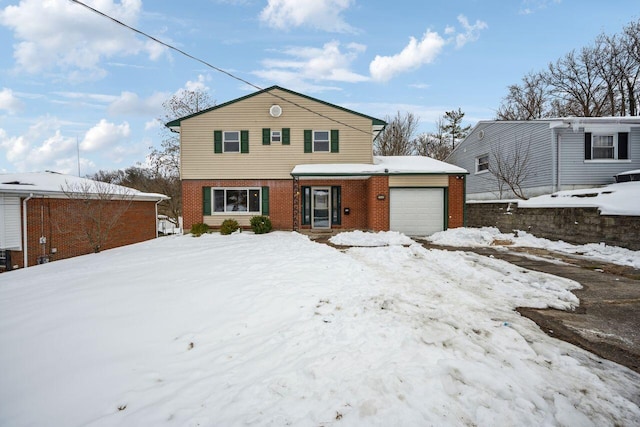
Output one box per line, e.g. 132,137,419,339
390,188,445,236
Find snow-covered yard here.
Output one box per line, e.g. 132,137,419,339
1,231,639,426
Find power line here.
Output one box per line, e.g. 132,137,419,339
68,0,379,137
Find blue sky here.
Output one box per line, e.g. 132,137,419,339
0,0,638,175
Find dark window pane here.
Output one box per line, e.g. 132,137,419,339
249,189,260,212
213,190,225,212
226,189,247,211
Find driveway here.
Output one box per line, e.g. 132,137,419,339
417,241,640,374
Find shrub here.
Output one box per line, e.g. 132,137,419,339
220,218,240,235
250,215,272,234
190,222,209,237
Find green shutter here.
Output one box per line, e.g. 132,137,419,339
304,130,312,153
282,128,290,145
584,132,592,160
301,186,311,225
262,128,271,145
331,186,341,225
331,130,339,153
202,187,211,215
261,186,270,215
214,131,222,153
241,130,249,153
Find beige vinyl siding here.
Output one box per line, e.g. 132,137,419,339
203,215,251,227
181,88,375,180
389,175,449,187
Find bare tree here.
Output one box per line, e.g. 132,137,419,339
487,136,534,200
146,89,215,225
59,180,134,253
496,72,552,120
374,111,420,155
415,117,452,160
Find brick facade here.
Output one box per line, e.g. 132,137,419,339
447,175,465,229
7,197,157,270
183,174,464,234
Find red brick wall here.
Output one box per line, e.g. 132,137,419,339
183,179,294,230
448,175,465,228
367,176,389,231
297,179,369,230
8,197,157,269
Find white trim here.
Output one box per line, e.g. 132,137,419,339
312,130,330,152
211,187,261,214
475,154,489,174
271,130,281,144
222,130,240,153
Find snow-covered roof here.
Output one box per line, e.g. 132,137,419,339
291,156,467,176
0,171,168,201
518,181,640,216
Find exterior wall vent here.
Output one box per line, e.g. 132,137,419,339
478,130,485,140
269,105,282,117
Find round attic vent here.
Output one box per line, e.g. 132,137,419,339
478,130,485,140
269,104,282,117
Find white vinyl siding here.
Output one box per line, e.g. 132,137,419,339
0,195,22,250
389,188,444,236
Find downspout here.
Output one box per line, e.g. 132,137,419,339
155,199,162,238
556,132,561,192
22,193,34,268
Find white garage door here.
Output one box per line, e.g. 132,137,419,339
390,188,444,236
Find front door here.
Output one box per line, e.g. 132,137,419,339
312,187,331,229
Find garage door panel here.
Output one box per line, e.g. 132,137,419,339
390,188,444,236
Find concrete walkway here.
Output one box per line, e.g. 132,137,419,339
417,241,640,374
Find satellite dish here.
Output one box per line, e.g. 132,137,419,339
269,104,282,117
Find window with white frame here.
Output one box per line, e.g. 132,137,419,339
213,188,261,213
592,134,615,159
271,130,281,143
476,154,489,173
223,131,240,152
313,131,330,152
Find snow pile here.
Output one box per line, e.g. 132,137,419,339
429,227,640,269
1,232,639,426
518,181,640,216
329,230,415,246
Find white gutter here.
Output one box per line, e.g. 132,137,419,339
22,193,34,268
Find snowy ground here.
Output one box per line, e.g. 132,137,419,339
1,231,639,426
428,226,640,270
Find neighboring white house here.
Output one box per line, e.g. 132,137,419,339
447,117,640,200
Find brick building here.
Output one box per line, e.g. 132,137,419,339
168,86,467,235
0,171,168,271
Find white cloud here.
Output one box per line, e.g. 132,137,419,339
259,0,355,33
0,88,24,114
184,74,212,92
454,15,488,49
0,0,167,77
368,15,487,82
80,120,131,152
519,0,562,15
369,31,445,82
107,91,169,117
254,41,368,91
145,119,162,131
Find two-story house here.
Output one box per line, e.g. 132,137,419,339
167,86,467,236
447,117,640,200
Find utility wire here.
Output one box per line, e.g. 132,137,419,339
69,0,379,137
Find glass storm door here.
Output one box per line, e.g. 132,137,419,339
312,188,331,229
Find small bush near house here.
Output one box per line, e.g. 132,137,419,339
190,223,209,237
220,219,240,235
250,215,272,234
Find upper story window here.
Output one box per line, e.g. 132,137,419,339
271,130,281,144
585,132,629,161
313,131,330,152
223,131,240,152
476,154,489,173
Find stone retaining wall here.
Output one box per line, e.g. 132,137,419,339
465,203,640,251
